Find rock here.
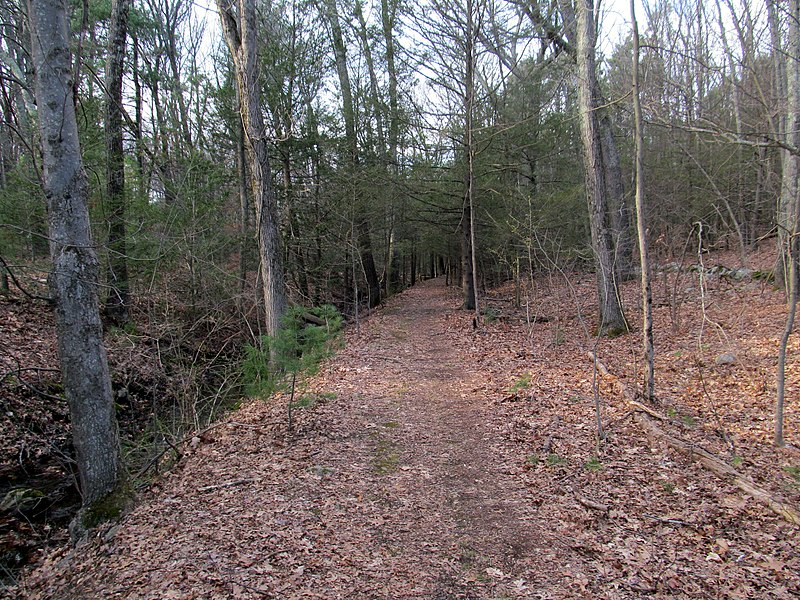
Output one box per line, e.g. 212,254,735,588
715,353,737,366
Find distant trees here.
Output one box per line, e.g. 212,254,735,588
3,0,799,486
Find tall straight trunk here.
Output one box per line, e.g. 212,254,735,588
131,35,145,190
776,0,800,447
631,0,654,402
576,0,627,335
28,0,120,508
463,0,479,319
768,0,788,285
461,202,476,309
217,0,286,337
320,0,381,307
104,0,130,325
381,0,400,166
774,0,798,291
598,110,634,279
236,102,250,304
381,0,402,294
353,0,386,159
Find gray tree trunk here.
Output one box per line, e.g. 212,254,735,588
217,0,287,338
631,0,654,402
774,0,799,292
576,0,627,335
775,0,800,447
104,0,130,324
28,0,120,507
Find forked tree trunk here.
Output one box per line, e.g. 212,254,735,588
28,0,120,507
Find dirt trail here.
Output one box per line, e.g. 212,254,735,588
21,279,565,599
17,253,800,599
306,280,555,597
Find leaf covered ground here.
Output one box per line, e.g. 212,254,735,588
9,247,800,598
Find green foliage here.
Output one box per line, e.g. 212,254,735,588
661,482,676,494
584,456,602,472
241,339,278,398
525,453,540,467
240,305,342,398
290,395,316,410
785,466,800,486
483,306,500,323
546,453,565,467
509,372,532,394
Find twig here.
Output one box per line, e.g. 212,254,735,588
643,513,695,527
198,478,261,493
588,353,800,526
576,495,609,512
0,366,61,385
0,255,53,303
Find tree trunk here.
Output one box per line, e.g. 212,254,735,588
775,0,800,447
104,0,130,325
236,101,250,305
28,0,120,508
598,109,634,280
631,0,654,403
461,201,476,310
217,0,286,338
776,0,799,293
576,0,627,335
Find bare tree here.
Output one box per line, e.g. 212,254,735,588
28,0,121,512
631,0,654,402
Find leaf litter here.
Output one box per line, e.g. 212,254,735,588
12,247,800,598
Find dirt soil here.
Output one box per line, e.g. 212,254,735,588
10,250,800,598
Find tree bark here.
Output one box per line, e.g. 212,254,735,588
775,0,800,447
217,0,287,337
631,0,654,402
104,0,130,325
28,0,120,507
575,0,627,335
775,0,799,293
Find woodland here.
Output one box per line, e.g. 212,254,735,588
1,0,800,596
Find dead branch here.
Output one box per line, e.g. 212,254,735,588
198,478,261,493
588,352,800,526
576,495,609,512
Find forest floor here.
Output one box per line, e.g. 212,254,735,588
7,245,800,598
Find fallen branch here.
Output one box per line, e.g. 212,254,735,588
576,495,609,512
588,352,800,526
198,478,261,493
